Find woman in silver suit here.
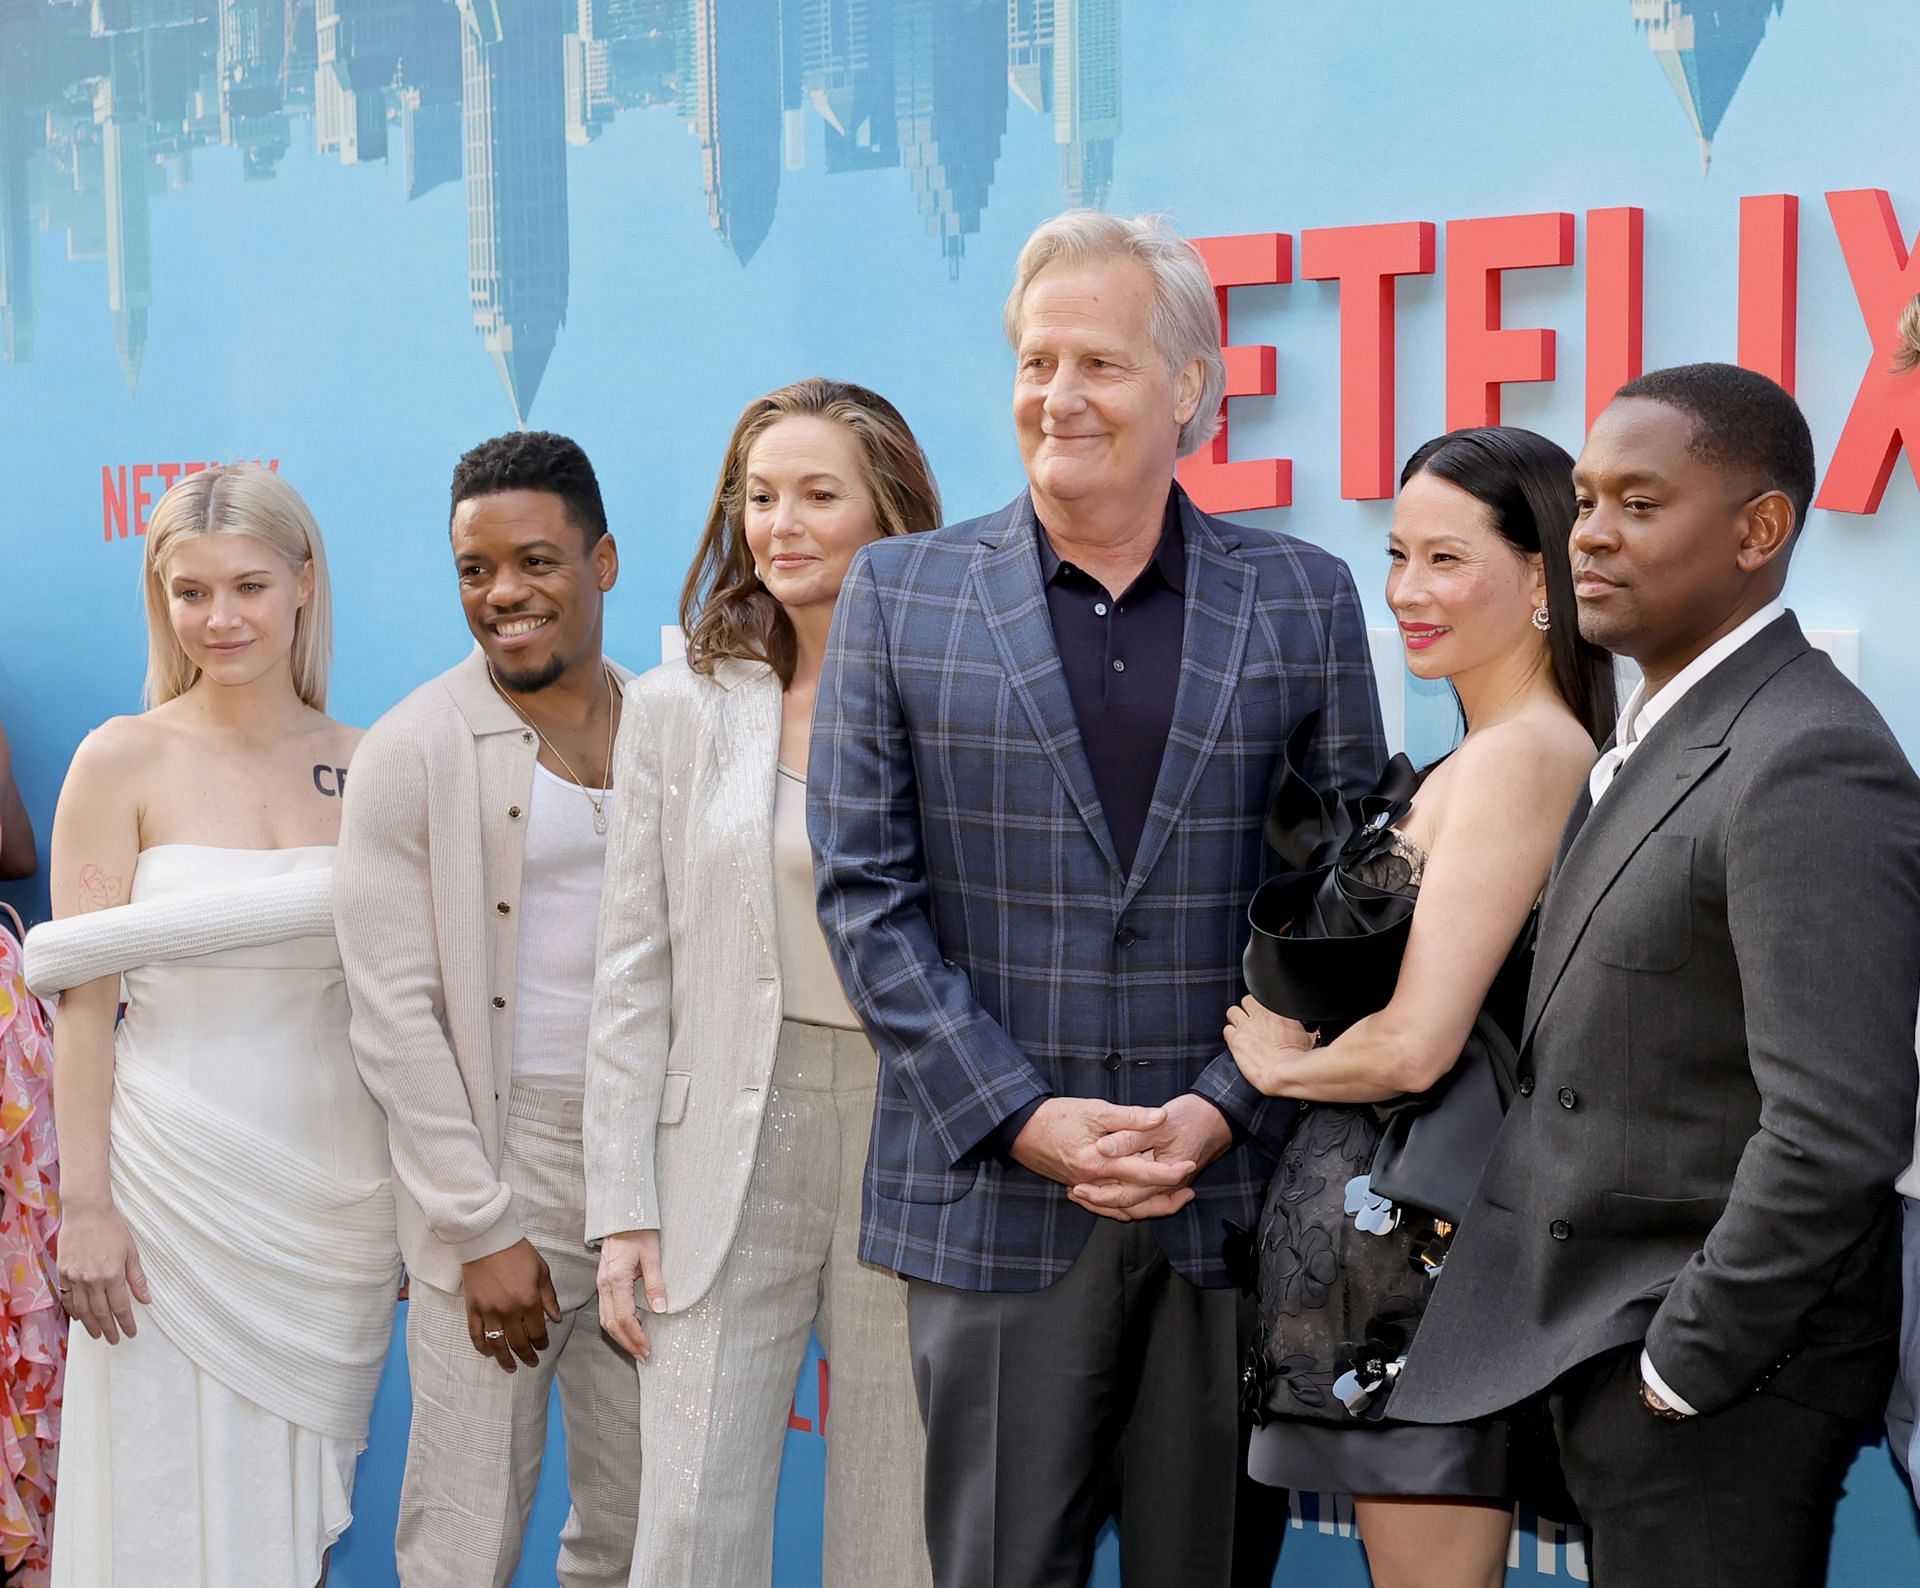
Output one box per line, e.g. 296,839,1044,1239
584,377,940,1588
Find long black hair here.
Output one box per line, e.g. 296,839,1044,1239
1399,426,1616,748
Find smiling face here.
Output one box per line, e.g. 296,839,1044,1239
163,531,313,690
740,414,885,618
452,488,618,693
1386,470,1547,682
1570,396,1783,678
1013,253,1203,518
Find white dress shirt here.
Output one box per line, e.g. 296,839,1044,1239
1585,600,1787,1418
1588,600,1787,808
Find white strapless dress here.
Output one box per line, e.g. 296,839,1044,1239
50,845,400,1588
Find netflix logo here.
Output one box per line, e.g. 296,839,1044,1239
1179,186,1919,518
102,459,281,543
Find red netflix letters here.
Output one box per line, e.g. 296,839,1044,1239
1585,207,1645,428
787,1357,830,1437
1176,232,1292,514
102,459,281,542
1738,194,1799,394
86,193,1920,525
1444,212,1575,431
1181,188,1917,519
1300,221,1436,501
1816,189,1920,515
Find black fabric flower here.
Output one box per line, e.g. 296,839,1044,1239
1240,1343,1344,1426
1239,1346,1274,1425
1274,1352,1337,1413
1268,1222,1337,1316
1332,1296,1424,1422
1307,1105,1377,1167
1243,712,1422,1029
1268,1147,1327,1211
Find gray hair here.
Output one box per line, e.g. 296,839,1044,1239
1002,210,1227,457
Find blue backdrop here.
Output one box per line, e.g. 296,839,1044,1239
4,0,1920,1581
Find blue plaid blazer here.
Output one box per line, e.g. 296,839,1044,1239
809,485,1386,1292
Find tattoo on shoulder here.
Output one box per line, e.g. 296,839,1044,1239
312,764,349,798
78,864,126,912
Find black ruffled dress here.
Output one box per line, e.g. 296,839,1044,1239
1235,728,1530,1499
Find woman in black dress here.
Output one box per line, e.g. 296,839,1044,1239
1225,428,1615,1588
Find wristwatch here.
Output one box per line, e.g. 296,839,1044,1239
1638,1377,1690,1421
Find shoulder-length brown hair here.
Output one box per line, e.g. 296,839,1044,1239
680,378,941,685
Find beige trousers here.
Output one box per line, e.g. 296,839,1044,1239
397,1085,642,1588
629,1021,931,1588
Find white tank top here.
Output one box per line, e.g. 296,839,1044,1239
511,762,610,1090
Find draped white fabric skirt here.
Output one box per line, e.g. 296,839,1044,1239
54,1314,360,1588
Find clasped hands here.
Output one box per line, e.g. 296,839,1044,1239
1012,1093,1233,1220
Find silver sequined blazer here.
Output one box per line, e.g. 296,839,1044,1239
584,654,788,1313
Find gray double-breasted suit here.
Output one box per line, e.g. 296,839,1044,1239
1398,613,1920,1422
1392,612,1920,1582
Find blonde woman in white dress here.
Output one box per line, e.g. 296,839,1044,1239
31,464,400,1588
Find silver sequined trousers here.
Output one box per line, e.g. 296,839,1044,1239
628,1020,930,1588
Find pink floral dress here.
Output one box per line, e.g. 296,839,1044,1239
0,875,62,1588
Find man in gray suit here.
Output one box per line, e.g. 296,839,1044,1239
1391,363,1920,1586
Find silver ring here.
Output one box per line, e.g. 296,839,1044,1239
483,1328,506,1342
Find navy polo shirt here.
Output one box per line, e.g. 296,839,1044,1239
1035,489,1185,876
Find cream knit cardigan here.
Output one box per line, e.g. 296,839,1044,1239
333,651,633,1293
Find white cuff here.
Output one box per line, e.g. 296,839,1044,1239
1638,1348,1698,1417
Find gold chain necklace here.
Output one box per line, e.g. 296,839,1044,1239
487,661,618,834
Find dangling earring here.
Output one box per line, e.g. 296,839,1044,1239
1531,604,1551,633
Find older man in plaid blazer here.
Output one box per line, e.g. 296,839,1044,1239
810,212,1385,1586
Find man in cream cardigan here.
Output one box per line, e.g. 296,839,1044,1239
336,431,640,1588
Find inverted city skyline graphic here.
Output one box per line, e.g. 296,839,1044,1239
1632,0,1782,173
0,0,1778,424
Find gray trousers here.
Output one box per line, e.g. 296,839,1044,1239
396,1086,643,1588
908,1218,1253,1588
629,1021,929,1588
1551,1343,1858,1587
